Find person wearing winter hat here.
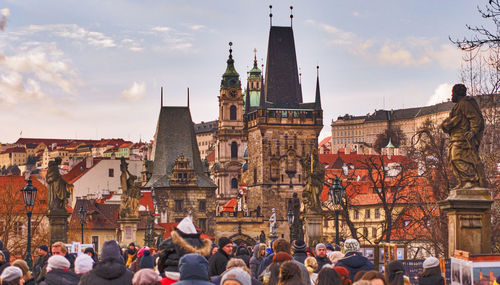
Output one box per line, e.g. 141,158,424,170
221,267,251,285
385,261,408,285
209,237,233,277
33,245,50,283
0,251,9,276
0,266,23,285
39,255,79,285
211,244,219,257
235,245,251,267
335,239,374,281
124,242,137,267
175,253,213,285
157,215,212,285
314,243,331,273
74,254,94,275
249,243,267,278
130,247,147,273
419,257,444,285
140,249,155,269
292,240,307,264
132,268,162,285
12,259,35,285
78,240,133,285
83,247,98,263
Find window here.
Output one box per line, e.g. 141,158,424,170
175,200,183,212
365,209,371,219
199,200,206,211
372,228,377,238
231,142,238,158
375,208,380,219
253,168,257,184
281,175,284,183
354,209,359,220
231,178,238,189
230,105,237,120
199,218,207,232
363,227,368,238
92,236,99,254
108,168,114,177
323,218,328,227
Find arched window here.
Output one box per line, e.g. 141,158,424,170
230,105,237,120
231,178,238,189
231,142,238,158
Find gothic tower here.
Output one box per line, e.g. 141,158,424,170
214,43,248,204
244,24,323,238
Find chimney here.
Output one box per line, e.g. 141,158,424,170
86,156,93,168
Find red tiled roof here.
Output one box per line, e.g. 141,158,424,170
205,149,215,163
119,142,133,148
158,223,213,240
319,151,407,170
140,191,155,213
15,138,100,146
319,136,331,147
0,147,26,154
62,158,102,184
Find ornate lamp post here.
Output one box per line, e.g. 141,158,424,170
329,177,345,246
20,179,37,270
78,205,87,243
287,208,294,240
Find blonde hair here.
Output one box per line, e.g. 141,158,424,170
258,244,267,258
52,241,68,254
12,259,33,280
304,257,318,275
226,258,252,275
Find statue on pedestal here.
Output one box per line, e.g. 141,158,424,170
46,157,71,214
441,84,487,189
302,149,324,214
269,208,277,237
119,157,140,219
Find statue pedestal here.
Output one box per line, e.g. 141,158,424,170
304,213,323,247
48,209,70,245
118,218,140,246
438,188,493,257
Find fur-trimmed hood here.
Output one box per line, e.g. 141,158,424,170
171,230,212,257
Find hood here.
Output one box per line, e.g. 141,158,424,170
236,246,249,256
179,253,209,281
94,259,128,280
252,245,260,258
339,252,369,269
44,269,79,285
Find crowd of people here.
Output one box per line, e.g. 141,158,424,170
0,216,468,285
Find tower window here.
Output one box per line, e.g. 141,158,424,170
231,142,238,158
230,105,237,120
231,178,238,189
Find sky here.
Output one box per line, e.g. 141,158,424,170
0,0,491,143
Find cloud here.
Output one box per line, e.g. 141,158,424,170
121,38,143,52
427,83,452,105
352,11,360,17
0,8,10,31
121,82,146,101
0,42,80,106
306,20,461,69
189,24,205,31
151,26,195,52
152,26,170,32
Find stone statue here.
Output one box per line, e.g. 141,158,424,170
119,157,141,219
269,208,277,237
259,230,266,243
441,84,487,189
302,149,324,214
46,157,72,214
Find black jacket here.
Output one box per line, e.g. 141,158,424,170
0,241,10,263
0,260,9,275
208,249,230,277
78,258,133,285
158,229,212,274
235,246,251,267
419,274,445,285
33,254,50,283
39,269,79,285
292,251,308,264
335,252,375,280
314,256,332,273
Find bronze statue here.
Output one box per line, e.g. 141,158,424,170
441,84,486,189
119,157,140,219
302,148,324,214
46,157,71,213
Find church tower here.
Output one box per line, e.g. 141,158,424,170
214,43,248,204
244,21,323,238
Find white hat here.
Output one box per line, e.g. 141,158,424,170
0,266,23,282
177,215,197,234
47,255,70,271
344,239,360,253
423,257,440,269
221,267,251,285
75,254,94,274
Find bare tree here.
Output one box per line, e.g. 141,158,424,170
373,126,406,154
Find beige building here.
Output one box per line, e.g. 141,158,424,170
0,147,27,168
194,121,217,160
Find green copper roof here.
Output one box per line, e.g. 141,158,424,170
385,138,395,148
221,46,240,88
248,57,261,79
243,90,261,110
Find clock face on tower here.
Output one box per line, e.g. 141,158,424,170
230,90,236,97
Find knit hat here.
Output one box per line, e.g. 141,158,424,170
315,243,326,251
221,267,251,285
334,266,350,280
344,239,360,253
326,243,334,251
176,215,197,234
423,257,440,269
219,237,232,248
75,254,94,274
101,240,122,261
293,240,306,252
47,255,70,271
132,268,162,285
0,266,23,282
39,245,49,252
129,242,135,247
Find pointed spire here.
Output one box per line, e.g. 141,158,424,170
269,5,273,27
290,6,294,27
259,64,265,108
315,66,322,110
187,87,190,108
161,86,164,107
245,79,251,113
221,42,240,88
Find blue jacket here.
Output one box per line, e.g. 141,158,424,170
175,253,213,285
335,252,375,281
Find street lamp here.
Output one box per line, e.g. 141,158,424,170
78,205,87,243
287,208,294,240
329,177,345,247
20,179,37,270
